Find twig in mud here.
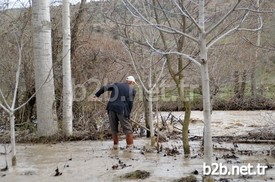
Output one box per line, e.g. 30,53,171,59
111,159,132,170
53,154,72,177
68,153,72,161
54,167,62,176
61,155,72,172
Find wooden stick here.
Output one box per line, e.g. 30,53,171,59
129,118,150,132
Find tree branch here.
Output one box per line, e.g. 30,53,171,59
173,0,202,31
235,8,274,14
11,36,23,109
0,88,11,110
14,65,53,112
0,103,10,113
207,27,238,49
146,39,201,67
237,14,263,32
151,57,166,91
121,40,150,93
207,9,263,49
122,0,199,43
171,0,188,17
206,0,241,35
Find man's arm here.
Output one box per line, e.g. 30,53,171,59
94,84,114,97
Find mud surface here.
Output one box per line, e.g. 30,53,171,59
1,111,275,182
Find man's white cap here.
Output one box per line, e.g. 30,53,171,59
126,76,136,84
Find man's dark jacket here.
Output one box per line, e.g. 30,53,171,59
95,82,136,118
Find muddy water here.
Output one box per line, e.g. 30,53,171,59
0,111,275,182
1,140,203,182
160,110,274,136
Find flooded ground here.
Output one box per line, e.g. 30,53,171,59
0,111,275,182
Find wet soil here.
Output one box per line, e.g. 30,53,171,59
0,111,275,182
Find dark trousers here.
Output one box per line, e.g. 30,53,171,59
108,110,133,134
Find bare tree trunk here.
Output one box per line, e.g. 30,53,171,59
177,52,191,155
143,89,150,138
62,0,73,136
251,0,261,100
71,0,86,60
201,63,212,158
201,62,213,182
148,59,155,146
10,113,16,166
182,99,191,154
178,84,191,155
148,91,154,146
199,1,213,181
250,66,256,98
177,12,191,155
240,70,247,101
234,71,240,98
71,0,87,122
32,0,58,136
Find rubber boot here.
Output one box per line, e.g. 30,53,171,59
112,134,119,150
126,134,134,151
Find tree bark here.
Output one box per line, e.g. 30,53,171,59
234,71,240,98
201,62,212,163
176,52,191,155
143,89,151,138
62,0,73,136
250,66,256,98
240,70,247,101
251,0,261,100
199,1,213,181
178,84,191,155
148,91,155,146
32,0,58,136
70,0,87,124
182,99,191,154
10,113,16,166
71,0,86,60
201,62,214,182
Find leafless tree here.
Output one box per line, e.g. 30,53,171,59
32,0,58,136
121,1,266,181
62,0,73,136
